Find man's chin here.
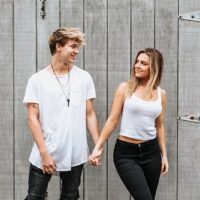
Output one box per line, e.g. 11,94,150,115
70,59,75,63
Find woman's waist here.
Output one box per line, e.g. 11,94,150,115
118,135,148,144
116,135,158,151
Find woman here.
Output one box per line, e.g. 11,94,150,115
89,48,169,200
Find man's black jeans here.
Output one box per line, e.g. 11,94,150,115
25,163,83,200
113,138,161,200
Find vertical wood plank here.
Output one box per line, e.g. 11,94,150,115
178,1,200,199
108,0,131,199
84,0,107,199
60,0,84,199
37,0,60,198
14,0,37,199
131,1,154,199
155,0,178,199
131,0,155,58
0,1,14,199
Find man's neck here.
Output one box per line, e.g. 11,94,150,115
50,59,73,75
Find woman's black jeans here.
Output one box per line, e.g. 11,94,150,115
25,163,83,200
113,138,161,200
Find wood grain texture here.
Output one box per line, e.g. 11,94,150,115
0,1,13,199
178,122,200,200
108,0,131,199
155,0,178,199
131,0,155,59
178,1,200,199
84,0,107,199
14,0,36,199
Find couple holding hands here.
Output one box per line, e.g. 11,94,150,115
23,27,168,200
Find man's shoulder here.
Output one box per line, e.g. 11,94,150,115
74,66,92,78
28,68,47,83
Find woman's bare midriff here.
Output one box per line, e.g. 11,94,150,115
118,135,147,144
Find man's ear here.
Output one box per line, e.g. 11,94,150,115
56,43,62,52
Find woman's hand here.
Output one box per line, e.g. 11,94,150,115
89,147,103,166
161,155,169,175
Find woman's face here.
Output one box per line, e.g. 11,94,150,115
134,53,150,80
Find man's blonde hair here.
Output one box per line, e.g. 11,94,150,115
48,27,85,55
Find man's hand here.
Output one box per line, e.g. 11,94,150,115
89,147,103,166
40,150,57,174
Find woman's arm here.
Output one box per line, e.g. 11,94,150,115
155,89,169,175
89,82,127,163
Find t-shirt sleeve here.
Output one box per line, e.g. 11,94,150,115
86,73,96,100
23,74,39,106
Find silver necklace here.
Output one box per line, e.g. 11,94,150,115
51,63,70,107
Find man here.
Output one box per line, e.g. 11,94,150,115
23,28,99,200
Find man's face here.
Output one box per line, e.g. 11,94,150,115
59,39,79,64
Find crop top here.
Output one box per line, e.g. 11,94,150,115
119,87,162,140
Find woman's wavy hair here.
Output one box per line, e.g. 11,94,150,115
127,48,164,97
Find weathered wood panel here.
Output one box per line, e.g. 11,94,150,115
84,0,107,199
14,0,36,199
155,0,178,199
131,1,154,199
0,1,14,199
2,0,200,199
131,0,155,60
37,0,61,198
178,0,200,199
108,0,131,199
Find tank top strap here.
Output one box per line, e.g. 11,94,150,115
157,87,162,102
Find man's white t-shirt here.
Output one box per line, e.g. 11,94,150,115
23,66,96,171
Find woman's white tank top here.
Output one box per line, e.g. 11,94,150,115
119,87,162,140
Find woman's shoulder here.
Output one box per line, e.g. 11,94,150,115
116,81,128,94
115,81,128,99
159,87,166,97
158,87,166,104
118,81,128,90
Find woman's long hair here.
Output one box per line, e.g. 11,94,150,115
127,48,164,98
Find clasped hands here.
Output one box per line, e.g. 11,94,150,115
89,147,103,166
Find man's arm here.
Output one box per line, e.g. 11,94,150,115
86,99,99,144
27,103,56,174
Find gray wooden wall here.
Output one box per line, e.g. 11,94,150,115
1,0,200,199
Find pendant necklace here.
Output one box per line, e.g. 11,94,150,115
51,63,71,107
